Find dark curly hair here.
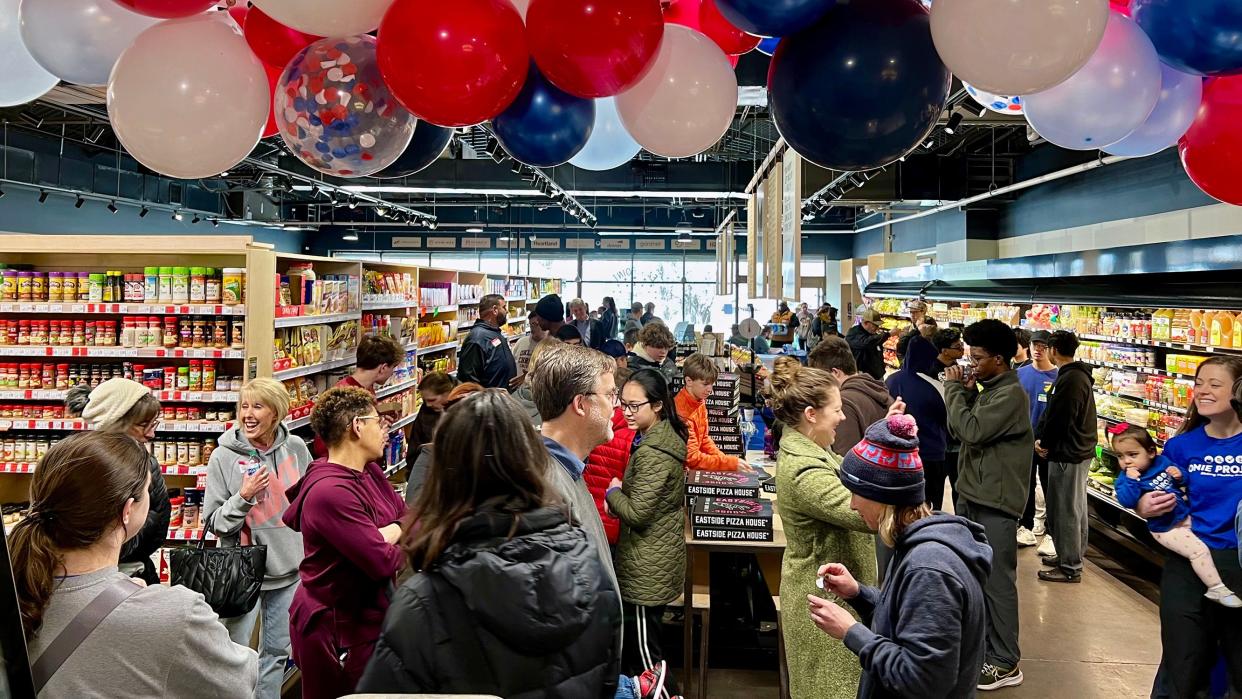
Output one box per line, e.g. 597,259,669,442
310,386,377,448
963,319,1018,362
637,322,675,350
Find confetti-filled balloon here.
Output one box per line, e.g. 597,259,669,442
20,0,158,87
111,0,215,19
0,0,58,106
108,12,269,179
276,35,416,177
964,82,1024,115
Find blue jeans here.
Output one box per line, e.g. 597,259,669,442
615,674,639,699
223,581,298,699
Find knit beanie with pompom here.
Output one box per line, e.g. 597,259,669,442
839,413,925,506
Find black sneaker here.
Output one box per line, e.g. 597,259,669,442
1038,568,1082,583
1039,554,1060,568
978,662,1024,690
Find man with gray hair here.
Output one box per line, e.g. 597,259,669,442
569,298,607,350
529,342,623,617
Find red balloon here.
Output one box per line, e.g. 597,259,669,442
1109,0,1131,17
729,53,739,68
664,0,701,29
262,63,281,138
245,6,321,69
378,0,530,127
527,0,665,98
111,0,216,19
699,0,759,55
1179,76,1242,205
226,4,248,27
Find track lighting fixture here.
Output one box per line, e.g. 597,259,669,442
139,206,149,218
74,196,84,209
172,211,183,221
944,112,964,135
38,190,48,204
191,215,201,224
107,201,118,214
342,231,359,241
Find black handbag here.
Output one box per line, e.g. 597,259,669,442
170,511,267,619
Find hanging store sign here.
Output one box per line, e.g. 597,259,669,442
461,237,492,249
425,237,458,248
565,238,596,249
636,239,666,250
671,239,702,250
600,239,631,250
529,238,562,249
391,237,423,248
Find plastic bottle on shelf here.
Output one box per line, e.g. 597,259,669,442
1188,310,1203,344
1211,310,1233,348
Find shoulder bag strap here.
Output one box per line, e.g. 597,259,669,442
31,578,142,693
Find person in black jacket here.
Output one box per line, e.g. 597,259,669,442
569,298,608,350
457,294,517,391
81,378,171,585
1033,330,1098,584
847,308,900,380
359,390,624,698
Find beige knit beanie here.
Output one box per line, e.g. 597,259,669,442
82,378,152,429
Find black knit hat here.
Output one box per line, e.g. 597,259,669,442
533,293,563,323
839,414,925,506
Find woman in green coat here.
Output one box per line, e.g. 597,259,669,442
770,356,878,699
606,368,689,690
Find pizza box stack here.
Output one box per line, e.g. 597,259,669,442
706,373,745,456
690,495,775,542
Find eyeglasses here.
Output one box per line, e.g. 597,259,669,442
619,400,651,414
585,390,620,407
353,415,381,426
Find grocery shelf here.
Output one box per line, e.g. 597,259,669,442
375,375,419,399
388,411,419,432
0,462,36,474
383,459,407,478
361,298,418,312
415,341,458,356
160,464,208,477
166,527,215,542
0,302,245,316
286,414,312,430
273,354,357,381
153,390,240,403
0,346,245,359
0,389,70,400
273,311,360,328
1086,360,1192,380
459,299,481,306
1080,333,1242,356
420,304,458,314
507,315,528,324
506,296,526,303
0,418,234,432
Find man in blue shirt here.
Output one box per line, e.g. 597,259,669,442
1017,330,1059,554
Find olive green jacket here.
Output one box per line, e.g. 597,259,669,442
944,371,1034,518
606,419,688,607
776,427,877,699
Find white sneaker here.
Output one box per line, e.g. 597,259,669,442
1016,526,1037,547
1206,585,1242,608
1037,536,1056,558
1032,520,1046,538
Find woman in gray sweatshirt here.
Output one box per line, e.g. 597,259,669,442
205,378,312,699
12,432,257,698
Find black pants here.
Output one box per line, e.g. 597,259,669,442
1159,547,1242,698
924,459,947,510
941,450,960,510
1020,455,1050,531
622,602,679,694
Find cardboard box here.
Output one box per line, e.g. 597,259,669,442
692,527,775,542
686,469,763,498
692,496,773,531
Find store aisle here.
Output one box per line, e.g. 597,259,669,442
1006,545,1161,698
704,543,1162,698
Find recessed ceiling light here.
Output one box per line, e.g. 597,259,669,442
342,232,359,241
172,211,183,221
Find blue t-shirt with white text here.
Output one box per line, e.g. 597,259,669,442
1017,364,1058,427
1162,426,1242,549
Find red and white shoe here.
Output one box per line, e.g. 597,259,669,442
635,660,666,699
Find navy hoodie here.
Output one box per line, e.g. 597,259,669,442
885,335,948,461
843,514,992,699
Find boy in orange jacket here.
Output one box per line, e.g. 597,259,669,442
675,353,748,472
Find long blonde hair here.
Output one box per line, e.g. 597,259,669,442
878,502,934,547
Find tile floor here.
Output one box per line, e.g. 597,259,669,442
700,543,1162,698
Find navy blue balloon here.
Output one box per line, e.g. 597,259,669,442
1132,0,1242,77
757,37,780,56
768,0,950,171
374,122,454,179
714,0,834,38
492,63,594,168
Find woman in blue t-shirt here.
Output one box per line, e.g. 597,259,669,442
1137,356,1242,696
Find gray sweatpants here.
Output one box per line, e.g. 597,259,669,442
1048,458,1091,575
957,497,1020,668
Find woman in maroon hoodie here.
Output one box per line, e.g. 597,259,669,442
283,387,406,699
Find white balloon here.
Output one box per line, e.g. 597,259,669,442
571,97,642,171
0,0,57,106
20,0,159,87
250,0,395,36
108,13,269,179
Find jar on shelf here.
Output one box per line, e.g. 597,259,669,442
222,268,244,306
144,267,159,302
189,267,206,303
202,359,216,390
178,318,192,348
121,317,137,348
188,360,201,391
162,317,177,348
47,272,62,302
205,268,221,304
87,273,105,303
1,269,15,300
213,319,228,349
191,320,207,349
60,272,77,304
231,319,245,350
30,272,46,302
158,267,173,303
172,267,190,304
176,366,189,391
175,405,189,421
163,366,176,390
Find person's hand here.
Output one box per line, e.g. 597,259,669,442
807,594,858,641
943,365,964,384
888,326,902,337
1136,491,1177,518
609,477,622,491
379,523,403,545
817,562,860,599
886,397,906,418
239,469,270,501
1125,467,1141,480
1167,465,1183,480
1034,440,1049,458
509,373,526,390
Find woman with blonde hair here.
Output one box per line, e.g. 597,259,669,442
82,378,169,584
808,414,991,698
767,356,875,699
204,377,313,699
12,431,257,697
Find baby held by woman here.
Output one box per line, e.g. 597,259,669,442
1111,424,1241,607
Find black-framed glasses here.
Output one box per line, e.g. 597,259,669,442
619,400,651,414
585,390,621,407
